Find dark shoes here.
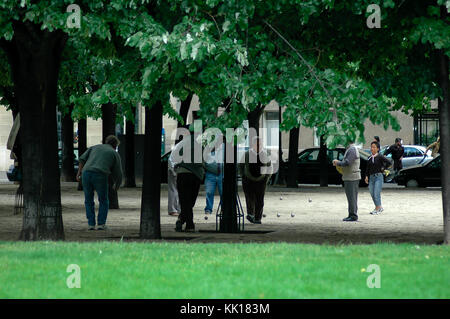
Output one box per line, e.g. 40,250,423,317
175,219,195,232
175,220,183,232
246,215,262,224
343,216,358,222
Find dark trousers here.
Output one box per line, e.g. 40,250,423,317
82,170,109,226
344,180,359,219
242,177,267,221
177,173,201,227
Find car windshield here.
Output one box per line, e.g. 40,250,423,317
428,157,441,169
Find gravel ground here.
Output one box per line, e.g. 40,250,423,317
0,183,444,244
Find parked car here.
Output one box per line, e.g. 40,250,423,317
395,155,441,188
278,147,369,187
380,145,433,169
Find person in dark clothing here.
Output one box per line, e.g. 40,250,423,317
76,135,123,230
239,137,272,224
170,133,205,232
365,141,391,215
373,136,380,144
384,138,404,172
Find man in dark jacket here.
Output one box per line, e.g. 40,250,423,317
170,133,205,232
76,135,123,230
239,137,272,224
384,138,404,171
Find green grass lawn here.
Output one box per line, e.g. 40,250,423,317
0,241,449,299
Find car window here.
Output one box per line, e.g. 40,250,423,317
380,148,391,157
327,150,344,162
404,147,422,157
299,150,319,162
428,157,441,169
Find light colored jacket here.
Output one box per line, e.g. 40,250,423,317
337,144,361,182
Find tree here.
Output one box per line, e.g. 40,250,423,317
140,101,163,239
318,135,328,187
286,127,299,188
0,0,151,239
0,20,67,240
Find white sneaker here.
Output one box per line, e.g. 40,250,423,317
97,224,108,230
370,208,383,215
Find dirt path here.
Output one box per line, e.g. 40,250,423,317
0,183,444,244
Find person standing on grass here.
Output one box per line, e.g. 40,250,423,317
204,143,224,215
333,140,361,222
365,141,391,215
76,135,123,230
171,132,205,232
240,137,272,225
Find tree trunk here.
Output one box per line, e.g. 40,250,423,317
177,93,192,128
319,135,328,187
220,102,244,233
140,102,162,239
220,140,238,233
61,104,75,182
247,105,264,133
437,45,449,244
101,102,119,209
3,21,66,240
176,93,193,144
77,118,87,191
286,127,299,188
124,107,136,188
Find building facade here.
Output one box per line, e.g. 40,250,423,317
0,97,438,171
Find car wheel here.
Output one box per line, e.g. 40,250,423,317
406,179,419,188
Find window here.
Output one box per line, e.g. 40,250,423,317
328,150,344,163
414,112,439,146
313,127,320,147
299,150,319,162
404,147,422,158
264,112,279,149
